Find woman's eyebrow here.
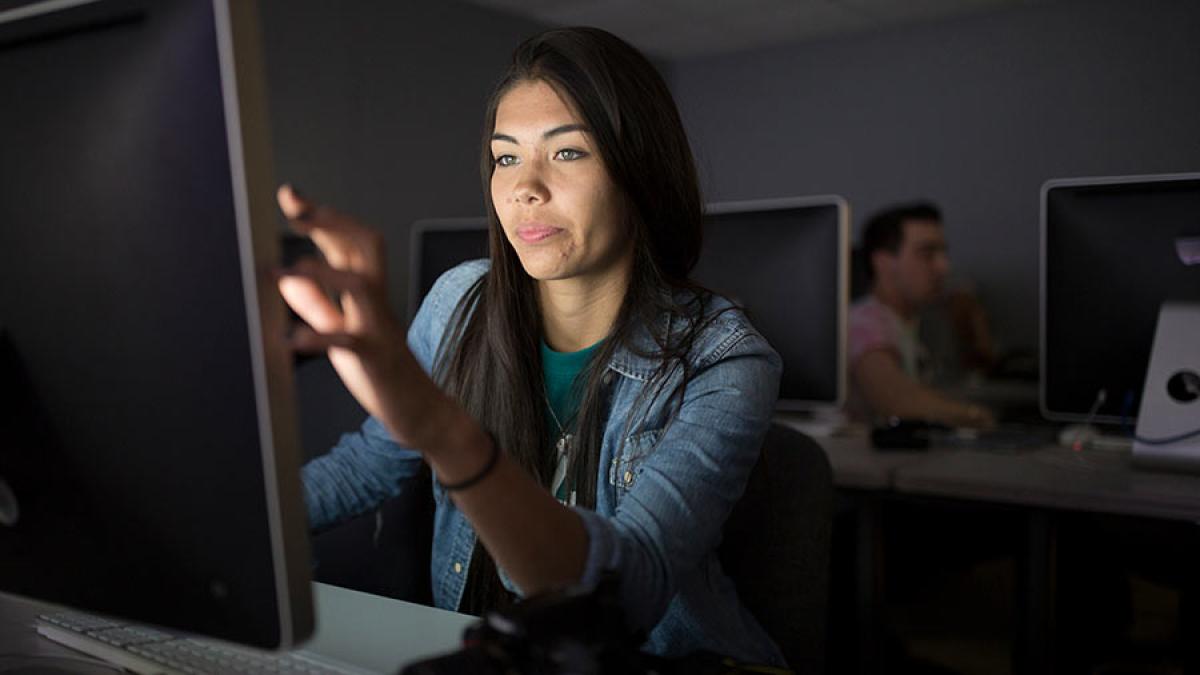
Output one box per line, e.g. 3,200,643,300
490,123,590,145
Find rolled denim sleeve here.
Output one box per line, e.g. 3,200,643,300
571,330,782,632
301,259,488,531
302,417,424,531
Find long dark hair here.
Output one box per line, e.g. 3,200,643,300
435,27,713,614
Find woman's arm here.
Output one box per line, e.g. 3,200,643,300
426,413,590,593
275,186,588,589
301,258,485,532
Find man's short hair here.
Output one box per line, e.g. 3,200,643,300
860,201,942,281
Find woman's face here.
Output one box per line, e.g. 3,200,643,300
490,80,629,283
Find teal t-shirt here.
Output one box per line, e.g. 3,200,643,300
541,338,603,503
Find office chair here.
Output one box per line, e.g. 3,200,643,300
720,422,834,673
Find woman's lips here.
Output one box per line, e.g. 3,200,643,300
516,225,563,243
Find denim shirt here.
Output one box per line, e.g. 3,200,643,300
302,260,785,665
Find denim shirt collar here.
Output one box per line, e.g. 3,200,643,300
605,290,690,382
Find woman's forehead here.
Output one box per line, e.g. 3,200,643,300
494,80,584,134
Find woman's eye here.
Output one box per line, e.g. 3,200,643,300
494,154,519,167
554,148,587,161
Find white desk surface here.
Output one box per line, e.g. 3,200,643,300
305,582,475,673
0,582,476,674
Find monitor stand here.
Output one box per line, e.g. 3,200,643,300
1133,302,1200,473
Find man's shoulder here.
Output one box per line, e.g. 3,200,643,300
849,295,897,332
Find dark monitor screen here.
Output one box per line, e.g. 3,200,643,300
408,218,489,321
1041,174,1200,423
0,0,312,647
694,198,848,409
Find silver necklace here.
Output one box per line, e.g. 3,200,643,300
546,394,578,505
545,396,575,457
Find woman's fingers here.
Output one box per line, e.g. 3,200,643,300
276,185,386,277
278,272,342,334
278,257,388,331
288,324,361,355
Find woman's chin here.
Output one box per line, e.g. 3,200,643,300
516,253,575,282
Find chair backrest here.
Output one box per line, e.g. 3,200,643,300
719,423,834,673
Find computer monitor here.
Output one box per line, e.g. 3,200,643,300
407,217,489,322
694,196,849,410
0,0,313,648
1041,173,1200,424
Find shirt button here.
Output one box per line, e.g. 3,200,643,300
623,470,633,484
453,562,463,574
602,372,614,386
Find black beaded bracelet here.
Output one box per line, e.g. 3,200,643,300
436,430,502,492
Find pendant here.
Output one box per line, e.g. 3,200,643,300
556,433,574,457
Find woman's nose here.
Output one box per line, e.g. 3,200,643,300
512,165,549,205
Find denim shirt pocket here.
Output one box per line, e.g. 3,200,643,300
608,428,661,494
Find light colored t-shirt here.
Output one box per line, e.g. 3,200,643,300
845,294,928,422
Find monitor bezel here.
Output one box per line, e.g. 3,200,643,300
1039,171,1200,425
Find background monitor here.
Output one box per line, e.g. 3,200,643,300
694,196,849,410
1041,173,1200,424
408,217,489,321
0,0,312,647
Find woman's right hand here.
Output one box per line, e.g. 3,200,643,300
274,185,452,450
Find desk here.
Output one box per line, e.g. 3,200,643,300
0,582,476,674
807,431,1200,675
893,445,1200,522
893,445,1200,674
810,434,929,490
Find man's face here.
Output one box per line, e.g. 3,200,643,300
876,219,950,308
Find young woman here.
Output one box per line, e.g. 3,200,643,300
278,27,784,665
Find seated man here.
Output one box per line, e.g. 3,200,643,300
846,202,995,428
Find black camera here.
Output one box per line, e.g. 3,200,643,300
401,574,656,675
401,574,781,675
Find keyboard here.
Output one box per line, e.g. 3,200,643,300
36,611,371,675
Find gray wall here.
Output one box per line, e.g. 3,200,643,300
258,0,546,454
669,0,1200,355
